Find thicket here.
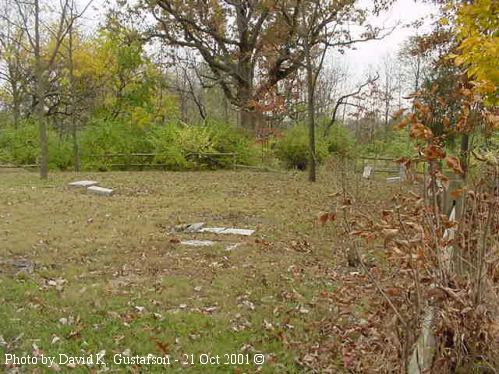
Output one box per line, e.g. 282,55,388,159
274,121,356,170
0,120,73,170
0,119,258,171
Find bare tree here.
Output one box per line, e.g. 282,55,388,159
0,1,32,127
294,0,392,182
7,0,93,178
327,73,379,131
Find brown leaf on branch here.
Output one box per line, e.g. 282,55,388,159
391,108,406,119
394,117,410,130
442,116,451,128
410,123,433,140
445,156,464,175
317,212,336,226
394,157,411,168
436,171,450,190
423,144,446,160
450,188,464,199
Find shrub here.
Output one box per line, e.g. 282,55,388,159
321,123,356,157
147,124,190,170
0,118,259,171
0,121,39,165
275,124,328,170
80,119,152,170
148,122,258,170
206,122,257,167
363,128,415,158
0,120,72,169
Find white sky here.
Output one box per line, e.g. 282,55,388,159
341,0,438,81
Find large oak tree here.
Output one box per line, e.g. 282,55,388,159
143,0,390,132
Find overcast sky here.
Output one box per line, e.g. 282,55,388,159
341,0,438,81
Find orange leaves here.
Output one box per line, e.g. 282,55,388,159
414,100,431,119
316,212,336,226
422,144,446,160
394,117,410,130
391,108,406,120
410,123,433,140
445,156,465,175
450,188,464,199
442,116,451,129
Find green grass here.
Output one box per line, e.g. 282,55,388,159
0,169,400,372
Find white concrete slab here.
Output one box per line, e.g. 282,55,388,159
87,186,114,196
200,227,255,236
200,227,228,234
184,222,206,233
225,243,242,251
181,240,215,247
221,228,255,236
69,180,98,188
386,177,401,183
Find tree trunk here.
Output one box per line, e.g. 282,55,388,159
305,41,316,183
68,14,80,171
34,0,48,179
12,87,20,128
237,79,256,131
239,109,257,131
460,133,469,180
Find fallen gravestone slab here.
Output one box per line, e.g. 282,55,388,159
87,186,114,196
181,240,215,247
225,243,242,251
0,258,34,275
386,176,401,183
200,227,255,236
69,180,98,188
199,227,226,234
177,223,255,236
184,222,206,233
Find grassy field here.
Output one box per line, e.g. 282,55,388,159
0,168,398,373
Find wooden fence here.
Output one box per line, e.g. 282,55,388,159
83,152,238,170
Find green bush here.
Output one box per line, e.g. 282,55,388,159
147,124,190,170
275,124,328,170
80,119,152,170
206,122,257,167
321,123,356,157
0,120,72,169
363,128,415,158
0,118,258,171
148,122,257,170
0,121,39,165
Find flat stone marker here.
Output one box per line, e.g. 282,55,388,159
181,240,215,247
220,228,255,236
225,243,242,251
386,176,401,183
87,186,114,196
0,258,34,274
200,227,226,234
362,166,373,179
184,222,206,233
200,227,255,236
69,180,98,188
